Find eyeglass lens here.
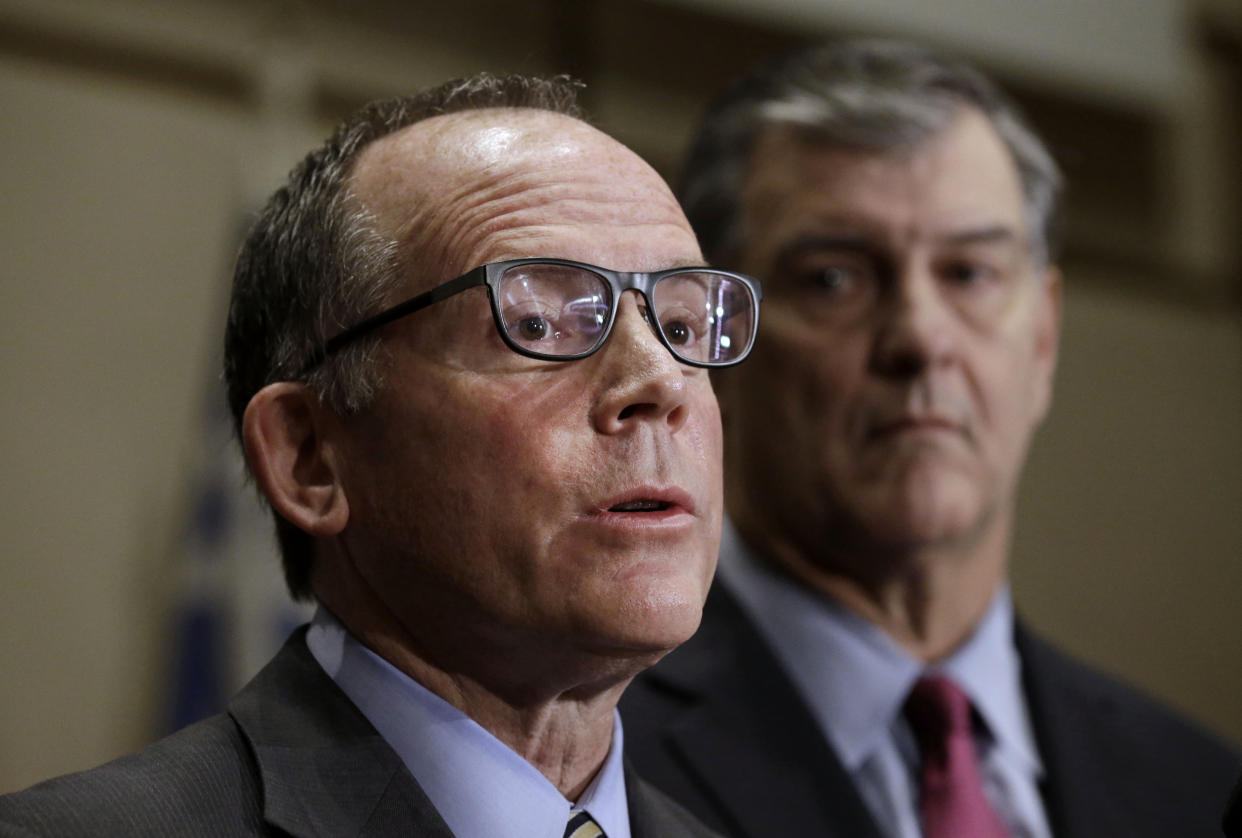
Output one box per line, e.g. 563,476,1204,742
495,263,754,365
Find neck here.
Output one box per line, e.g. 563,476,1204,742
363,627,626,801
739,511,1011,663
810,546,1004,662
313,551,635,801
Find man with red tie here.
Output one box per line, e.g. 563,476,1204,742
622,39,1239,838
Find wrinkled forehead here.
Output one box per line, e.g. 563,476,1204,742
348,109,696,290
351,109,589,218
741,110,1026,242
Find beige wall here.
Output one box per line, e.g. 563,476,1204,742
1014,276,1242,734
0,54,249,789
1,0,1239,795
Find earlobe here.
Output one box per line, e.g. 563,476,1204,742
242,382,349,538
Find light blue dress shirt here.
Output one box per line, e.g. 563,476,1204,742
306,608,631,838
717,519,1051,838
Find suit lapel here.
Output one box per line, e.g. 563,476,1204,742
642,585,884,838
1017,622,1132,838
626,764,722,838
1223,774,1242,837
228,630,455,838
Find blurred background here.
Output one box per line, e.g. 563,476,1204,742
1,0,1240,794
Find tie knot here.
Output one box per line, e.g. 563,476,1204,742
565,810,605,838
904,674,974,749
903,675,1012,837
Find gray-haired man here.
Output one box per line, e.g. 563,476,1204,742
622,39,1238,838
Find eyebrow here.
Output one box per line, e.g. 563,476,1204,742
774,225,1023,261
940,225,1022,247
773,234,881,265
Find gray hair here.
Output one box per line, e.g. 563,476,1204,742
679,39,1062,265
223,72,584,599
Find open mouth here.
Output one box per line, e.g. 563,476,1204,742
596,487,694,519
608,499,673,513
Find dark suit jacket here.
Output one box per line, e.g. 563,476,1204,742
1223,772,1242,837
0,629,721,837
620,583,1242,838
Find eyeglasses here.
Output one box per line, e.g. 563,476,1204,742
300,258,762,374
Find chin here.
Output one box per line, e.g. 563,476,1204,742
583,585,707,659
861,474,985,547
561,541,714,653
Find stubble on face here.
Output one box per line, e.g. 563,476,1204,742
322,110,723,696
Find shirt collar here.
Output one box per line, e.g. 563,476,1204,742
306,607,631,838
575,717,630,838
717,519,1042,777
934,590,1043,778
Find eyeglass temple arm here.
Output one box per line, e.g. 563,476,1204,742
296,267,487,377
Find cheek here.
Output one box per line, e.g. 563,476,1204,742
688,384,726,507
355,375,558,532
686,375,724,446
970,337,1045,457
472,377,593,498
749,325,862,441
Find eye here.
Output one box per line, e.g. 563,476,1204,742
515,315,551,341
789,258,876,301
941,261,995,286
813,265,856,293
663,319,693,346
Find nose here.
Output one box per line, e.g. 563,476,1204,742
870,266,958,380
590,292,691,435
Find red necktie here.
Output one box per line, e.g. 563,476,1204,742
904,675,1012,838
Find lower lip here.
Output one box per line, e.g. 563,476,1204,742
584,507,696,530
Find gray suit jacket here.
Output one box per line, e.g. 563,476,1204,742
621,582,1242,838
0,629,720,837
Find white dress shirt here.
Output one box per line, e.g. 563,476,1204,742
717,519,1052,838
306,608,630,838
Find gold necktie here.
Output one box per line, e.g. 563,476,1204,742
564,809,605,838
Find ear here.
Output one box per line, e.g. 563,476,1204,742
1030,264,1063,423
242,382,349,538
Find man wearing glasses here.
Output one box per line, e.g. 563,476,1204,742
622,39,1238,838
0,73,756,837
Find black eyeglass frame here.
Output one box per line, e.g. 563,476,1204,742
299,257,762,375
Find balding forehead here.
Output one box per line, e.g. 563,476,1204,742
350,111,623,240
352,110,598,206
345,108,690,284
